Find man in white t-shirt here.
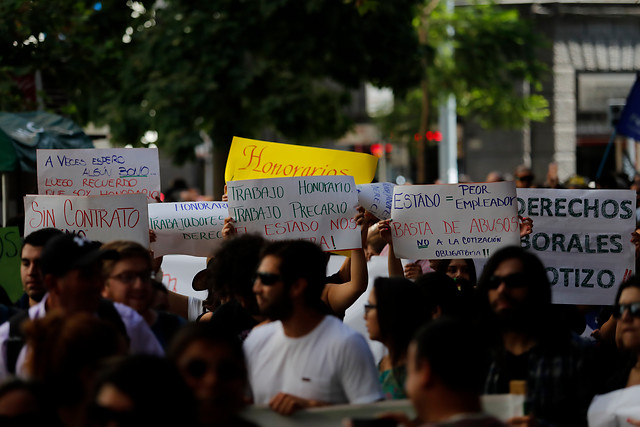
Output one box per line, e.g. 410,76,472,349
243,240,383,415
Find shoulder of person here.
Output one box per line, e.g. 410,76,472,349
242,321,280,350
321,315,362,340
112,301,145,325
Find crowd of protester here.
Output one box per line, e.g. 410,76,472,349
0,164,639,426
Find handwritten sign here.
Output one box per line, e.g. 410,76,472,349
160,255,208,300
0,227,23,302
24,194,150,247
227,175,360,251
391,182,520,259
36,148,161,202
517,188,635,305
588,386,640,427
224,136,378,185
149,201,228,257
356,182,394,220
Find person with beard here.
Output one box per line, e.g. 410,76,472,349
476,246,595,426
242,240,383,415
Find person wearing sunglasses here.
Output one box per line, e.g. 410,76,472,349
88,355,197,427
477,246,595,426
169,322,257,427
588,276,640,427
243,239,383,415
514,164,535,189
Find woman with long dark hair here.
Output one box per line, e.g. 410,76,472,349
364,277,430,399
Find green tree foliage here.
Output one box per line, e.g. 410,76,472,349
1,0,423,166
377,2,549,148
0,1,144,117
105,0,423,163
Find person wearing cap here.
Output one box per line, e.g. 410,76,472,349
0,233,164,380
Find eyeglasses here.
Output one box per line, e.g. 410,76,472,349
183,358,244,381
487,273,528,290
516,175,534,181
364,303,377,314
109,270,151,285
613,302,640,319
254,272,282,286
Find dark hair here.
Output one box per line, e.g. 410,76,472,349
438,259,477,287
476,246,551,310
22,228,63,252
209,234,265,315
413,317,486,393
615,275,640,304
92,355,197,426
374,277,430,365
100,240,152,279
260,240,327,309
23,310,127,406
414,272,463,317
168,322,245,371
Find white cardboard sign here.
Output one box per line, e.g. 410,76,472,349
517,188,635,305
24,193,150,247
391,182,520,259
160,254,208,300
37,148,161,202
356,182,394,220
227,175,360,251
149,201,228,257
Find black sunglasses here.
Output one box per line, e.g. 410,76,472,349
255,272,282,286
613,302,640,319
487,272,528,290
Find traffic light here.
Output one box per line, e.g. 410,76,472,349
413,131,443,142
370,143,392,158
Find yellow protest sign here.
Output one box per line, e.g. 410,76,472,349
225,137,378,185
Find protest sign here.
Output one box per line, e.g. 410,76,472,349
391,182,520,260
517,188,635,305
149,201,228,257
356,182,394,220
24,194,150,247
0,227,23,302
37,148,161,202
160,255,208,300
224,136,378,185
587,385,640,427
227,175,360,251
